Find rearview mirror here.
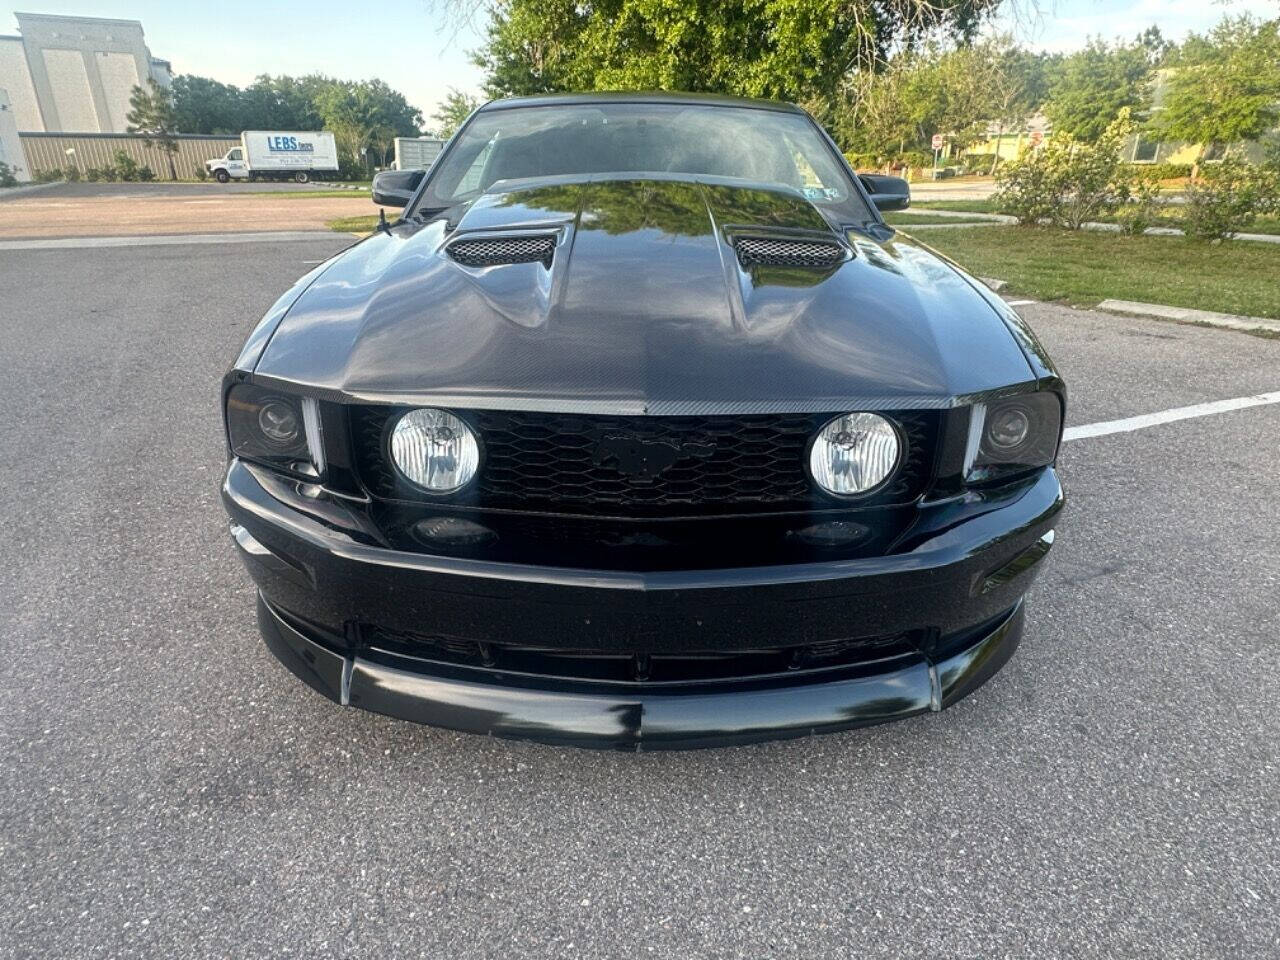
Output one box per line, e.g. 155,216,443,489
372,169,425,208
859,174,910,213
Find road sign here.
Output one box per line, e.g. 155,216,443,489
931,134,944,150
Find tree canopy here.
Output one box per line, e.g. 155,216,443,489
1149,16,1280,158
473,0,1005,104
170,72,422,169
1042,38,1155,142
432,88,482,138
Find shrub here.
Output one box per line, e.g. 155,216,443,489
1115,171,1162,236
138,165,156,182
1182,160,1280,242
112,151,141,181
993,137,1067,224
996,111,1136,229
64,165,81,182
0,161,17,188
84,167,105,182
961,153,997,175
1054,112,1135,230
193,164,209,181
1126,162,1191,181
34,167,62,183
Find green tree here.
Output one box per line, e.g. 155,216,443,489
172,74,244,134
316,79,423,171
432,87,481,138
242,74,330,131
472,0,1004,105
1149,16,1280,162
1044,38,1153,142
126,79,180,179
837,37,1032,166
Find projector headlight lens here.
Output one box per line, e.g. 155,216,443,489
390,408,480,493
966,392,1063,483
809,413,900,497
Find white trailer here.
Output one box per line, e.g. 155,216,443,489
206,131,340,183
393,136,444,171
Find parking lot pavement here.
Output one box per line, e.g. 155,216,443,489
0,181,360,201
2,240,1277,959
0,182,373,239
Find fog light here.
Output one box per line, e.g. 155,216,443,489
809,413,900,496
390,408,480,493
412,516,495,547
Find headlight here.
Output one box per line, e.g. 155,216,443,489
809,413,901,496
390,408,480,493
226,383,324,478
966,392,1062,483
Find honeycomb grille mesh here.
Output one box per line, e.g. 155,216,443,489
351,408,936,516
734,236,846,268
447,235,555,267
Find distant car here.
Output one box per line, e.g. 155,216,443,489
221,93,1064,749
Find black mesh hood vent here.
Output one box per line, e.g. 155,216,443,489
447,234,556,268
734,236,847,269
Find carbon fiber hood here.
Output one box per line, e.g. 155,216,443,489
251,177,1034,412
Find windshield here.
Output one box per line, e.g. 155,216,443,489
415,102,873,223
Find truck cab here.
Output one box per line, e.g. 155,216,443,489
207,147,248,183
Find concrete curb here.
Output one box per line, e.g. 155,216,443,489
1096,299,1280,336
311,181,370,191
902,211,1280,244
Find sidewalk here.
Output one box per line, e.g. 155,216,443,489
899,209,1280,244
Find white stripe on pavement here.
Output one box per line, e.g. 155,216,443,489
0,231,345,251
1064,391,1280,442
1005,299,1036,306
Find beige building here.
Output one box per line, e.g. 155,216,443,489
0,11,171,133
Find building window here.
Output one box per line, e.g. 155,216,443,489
1132,136,1159,163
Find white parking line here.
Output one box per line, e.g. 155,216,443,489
1064,391,1280,442
1005,299,1036,307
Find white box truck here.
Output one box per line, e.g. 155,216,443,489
393,136,445,171
206,131,340,183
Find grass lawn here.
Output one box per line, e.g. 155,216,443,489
910,199,1001,214
919,225,1280,320
249,188,371,198
885,212,995,225
912,197,1280,236
328,212,395,233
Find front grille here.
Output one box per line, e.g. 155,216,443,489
362,624,920,685
447,234,555,267
734,236,846,268
351,408,937,516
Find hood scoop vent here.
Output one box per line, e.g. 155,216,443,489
734,236,847,269
447,234,556,268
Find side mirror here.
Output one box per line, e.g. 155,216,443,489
372,169,425,208
859,174,910,213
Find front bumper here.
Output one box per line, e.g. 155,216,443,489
223,459,1062,749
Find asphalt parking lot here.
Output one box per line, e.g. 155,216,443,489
2,235,1277,959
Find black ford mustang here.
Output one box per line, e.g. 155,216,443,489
221,92,1064,749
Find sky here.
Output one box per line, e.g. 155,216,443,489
6,0,1278,124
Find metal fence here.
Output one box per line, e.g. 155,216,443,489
19,132,240,179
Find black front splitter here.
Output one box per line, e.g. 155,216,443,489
257,594,1024,751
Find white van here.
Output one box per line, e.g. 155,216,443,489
206,131,340,183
